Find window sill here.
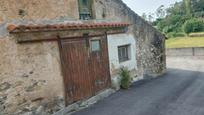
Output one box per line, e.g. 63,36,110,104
119,59,131,64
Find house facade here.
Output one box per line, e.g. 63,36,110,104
0,0,166,114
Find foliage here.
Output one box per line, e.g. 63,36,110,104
142,13,155,23
142,13,147,20
166,32,177,38
174,32,186,37
184,0,191,16
183,18,204,34
189,32,204,37
167,32,186,38
156,5,166,19
192,0,204,15
166,36,204,48
153,0,204,36
119,67,131,89
166,1,186,16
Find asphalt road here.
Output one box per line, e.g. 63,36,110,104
73,69,204,115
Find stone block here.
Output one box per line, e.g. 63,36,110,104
0,82,11,91
0,17,3,24
0,96,7,105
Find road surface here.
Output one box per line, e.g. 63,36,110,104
73,68,204,115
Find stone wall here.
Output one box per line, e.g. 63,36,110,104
94,0,166,77
0,0,79,22
0,0,166,114
0,20,67,114
166,47,204,56
0,4,81,114
0,36,64,114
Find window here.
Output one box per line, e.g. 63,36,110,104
78,0,92,20
118,45,130,63
82,0,88,5
91,40,101,52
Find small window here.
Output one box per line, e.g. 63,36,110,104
91,40,101,52
118,45,130,63
78,0,92,20
82,0,88,6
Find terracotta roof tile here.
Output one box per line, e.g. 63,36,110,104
7,24,17,32
7,22,130,33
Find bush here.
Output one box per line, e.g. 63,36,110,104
183,18,204,34
174,32,186,37
166,32,186,38
166,32,176,38
189,32,204,37
119,67,131,89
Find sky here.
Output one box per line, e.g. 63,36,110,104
122,0,182,16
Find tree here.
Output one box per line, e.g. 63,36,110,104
153,0,204,36
191,0,204,17
166,1,185,16
148,13,154,23
156,5,166,19
184,0,191,16
142,13,147,21
183,18,204,34
192,0,204,12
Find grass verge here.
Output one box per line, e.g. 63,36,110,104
166,37,204,48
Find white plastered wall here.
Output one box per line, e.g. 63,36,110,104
107,33,139,90
108,33,137,72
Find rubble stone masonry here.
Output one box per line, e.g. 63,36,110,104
0,0,166,114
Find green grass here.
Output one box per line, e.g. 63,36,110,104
166,37,204,48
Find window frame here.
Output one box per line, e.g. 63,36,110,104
118,44,131,63
90,39,101,53
78,0,93,20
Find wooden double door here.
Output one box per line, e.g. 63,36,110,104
59,34,111,105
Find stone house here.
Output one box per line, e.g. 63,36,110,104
0,0,166,114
